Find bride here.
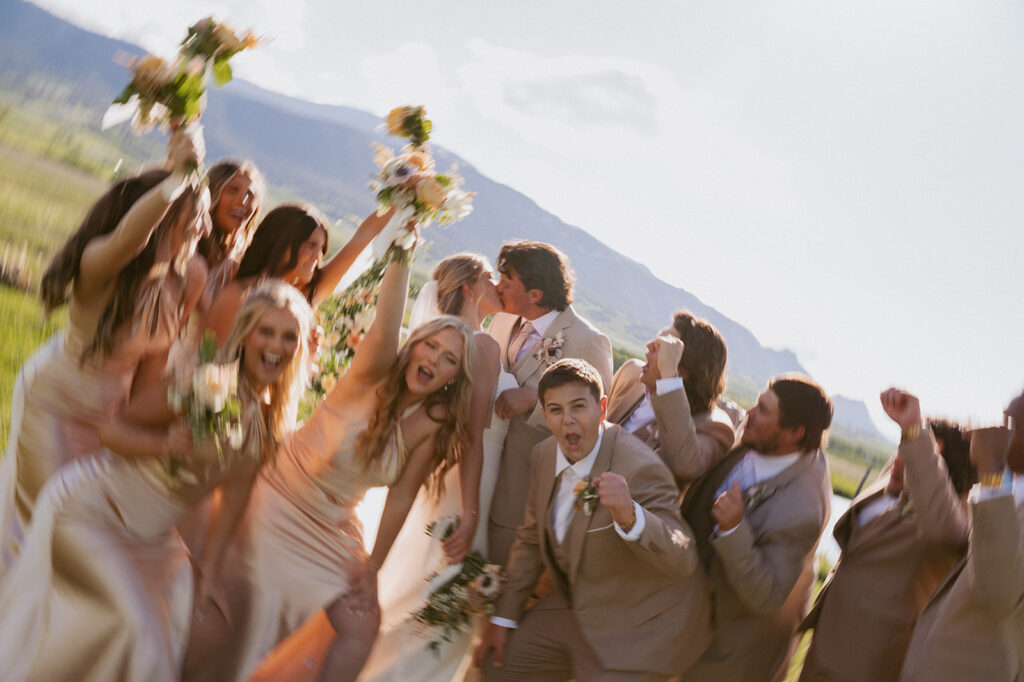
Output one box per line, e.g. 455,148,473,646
358,252,515,682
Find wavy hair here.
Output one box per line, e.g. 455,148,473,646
356,315,474,497
671,310,728,415
433,252,490,315
220,279,314,441
198,159,265,268
496,240,574,311
234,204,329,302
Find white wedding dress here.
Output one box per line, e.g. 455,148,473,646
357,360,517,682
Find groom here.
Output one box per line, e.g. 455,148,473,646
486,240,613,566
473,359,710,680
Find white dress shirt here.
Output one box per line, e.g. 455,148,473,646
715,449,801,537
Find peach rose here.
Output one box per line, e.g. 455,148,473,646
415,176,447,209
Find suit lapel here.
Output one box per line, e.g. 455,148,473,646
568,426,616,582
511,307,574,382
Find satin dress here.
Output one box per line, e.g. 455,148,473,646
183,398,408,682
0,276,183,571
0,394,269,682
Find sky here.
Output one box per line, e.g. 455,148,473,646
30,0,1024,437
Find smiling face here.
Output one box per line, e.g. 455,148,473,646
404,327,465,396
241,307,301,390
213,171,257,235
741,388,802,455
542,381,607,462
280,226,327,287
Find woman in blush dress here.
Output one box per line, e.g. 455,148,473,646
359,252,515,682
203,203,393,345
182,235,475,682
0,280,313,682
0,126,208,570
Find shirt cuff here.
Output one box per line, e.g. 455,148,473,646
714,522,740,538
614,501,646,541
655,377,684,395
968,470,1013,503
490,616,518,629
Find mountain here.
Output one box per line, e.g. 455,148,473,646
0,0,890,442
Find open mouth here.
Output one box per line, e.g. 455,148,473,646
416,365,435,384
563,433,582,450
260,351,282,374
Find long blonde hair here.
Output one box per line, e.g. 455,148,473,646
356,315,474,496
433,252,490,316
220,280,313,445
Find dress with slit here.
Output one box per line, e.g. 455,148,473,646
0,388,269,682
0,276,183,571
182,397,408,682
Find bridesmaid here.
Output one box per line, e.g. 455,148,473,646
204,203,391,345
197,159,265,307
182,232,475,682
0,126,207,570
0,280,313,682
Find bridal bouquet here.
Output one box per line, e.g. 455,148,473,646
304,106,472,406
103,17,262,133
166,331,243,480
411,515,502,655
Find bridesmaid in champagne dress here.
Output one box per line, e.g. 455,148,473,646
359,253,514,682
0,281,313,682
0,127,207,570
182,235,476,682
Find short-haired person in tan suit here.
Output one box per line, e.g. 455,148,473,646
486,241,613,566
607,311,735,495
798,389,975,682
680,374,832,682
898,388,1024,682
473,359,710,681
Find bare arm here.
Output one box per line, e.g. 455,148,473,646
310,210,393,308
204,282,247,348
99,376,183,459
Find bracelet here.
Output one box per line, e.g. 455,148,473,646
621,510,637,533
901,422,924,443
979,471,1005,488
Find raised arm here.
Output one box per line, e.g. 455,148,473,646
77,127,204,300
443,335,500,562
340,249,413,387
310,210,393,308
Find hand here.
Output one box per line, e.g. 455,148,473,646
442,516,474,564
495,386,538,420
1005,390,1024,430
473,623,511,669
166,123,205,176
712,481,744,533
341,559,380,618
592,472,635,529
163,423,194,461
654,335,685,381
880,388,922,431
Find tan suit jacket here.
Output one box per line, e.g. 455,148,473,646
486,307,612,566
899,483,1024,681
799,434,968,682
495,425,711,676
680,445,831,682
607,359,735,494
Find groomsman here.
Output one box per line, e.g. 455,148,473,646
799,391,973,682
680,374,832,682
607,311,735,495
474,359,710,681
897,389,1024,682
487,241,612,566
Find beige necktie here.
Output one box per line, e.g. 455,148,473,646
552,467,578,544
507,319,535,368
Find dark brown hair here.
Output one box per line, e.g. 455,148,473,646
769,374,833,451
235,204,329,302
929,419,978,495
671,310,728,415
496,240,574,311
538,358,604,405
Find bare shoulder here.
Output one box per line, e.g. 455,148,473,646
473,331,500,359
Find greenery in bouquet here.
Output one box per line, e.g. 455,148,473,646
166,331,243,481
104,17,262,132
411,515,503,655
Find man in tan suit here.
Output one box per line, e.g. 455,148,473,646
607,311,735,494
474,359,710,681
486,241,612,566
680,374,832,682
798,389,973,682
898,389,1024,682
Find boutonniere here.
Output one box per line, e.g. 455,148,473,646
742,483,770,513
533,330,566,367
573,475,598,516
